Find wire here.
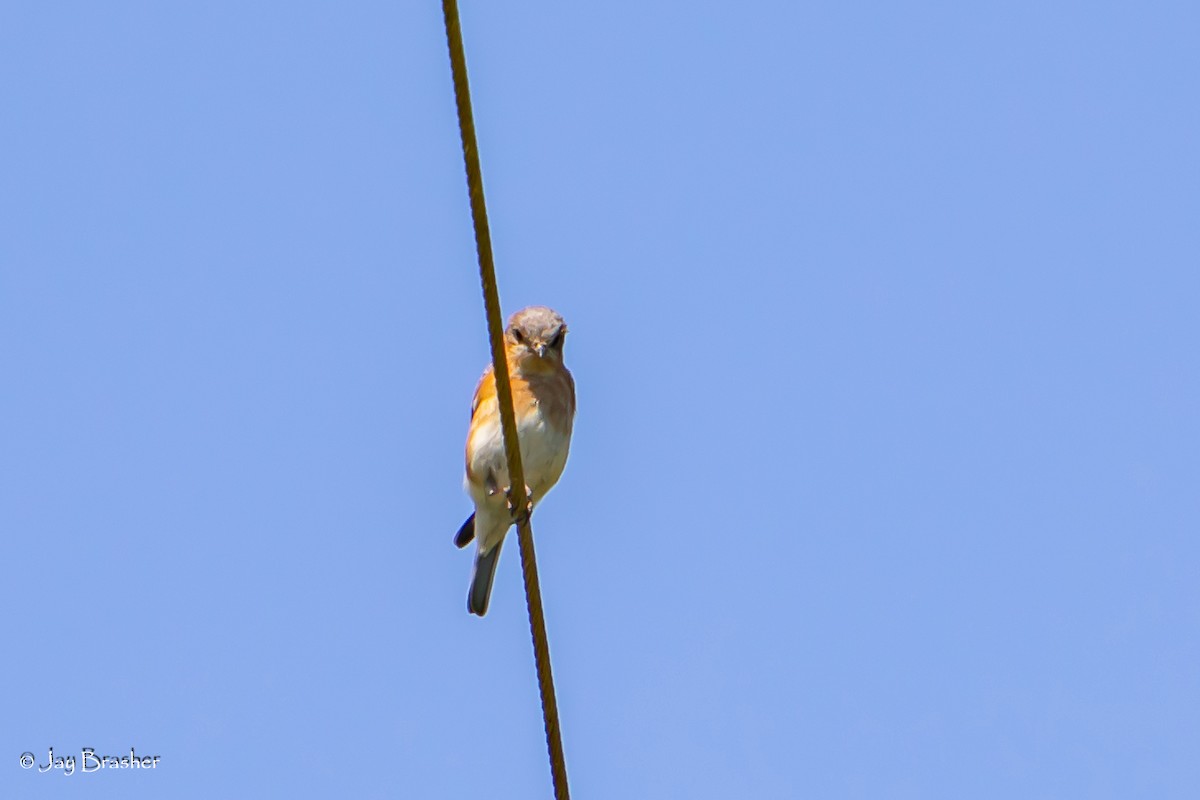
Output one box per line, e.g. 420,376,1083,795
440,2,571,798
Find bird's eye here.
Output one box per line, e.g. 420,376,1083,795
512,329,525,344
548,330,564,349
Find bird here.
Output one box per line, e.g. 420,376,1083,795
454,306,576,616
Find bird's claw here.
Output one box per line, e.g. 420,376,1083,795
506,484,534,525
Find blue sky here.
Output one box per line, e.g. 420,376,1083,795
2,2,1198,797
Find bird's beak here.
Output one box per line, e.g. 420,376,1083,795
535,343,547,358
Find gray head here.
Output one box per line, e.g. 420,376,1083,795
505,306,568,362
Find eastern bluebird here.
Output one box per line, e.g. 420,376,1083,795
454,306,576,616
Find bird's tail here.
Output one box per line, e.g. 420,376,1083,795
468,540,503,617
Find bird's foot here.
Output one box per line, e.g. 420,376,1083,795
506,484,534,526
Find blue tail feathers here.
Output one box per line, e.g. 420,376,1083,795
468,541,503,616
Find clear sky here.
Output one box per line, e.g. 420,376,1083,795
3,2,1197,798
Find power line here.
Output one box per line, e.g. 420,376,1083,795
440,2,571,798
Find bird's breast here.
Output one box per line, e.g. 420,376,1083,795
511,368,575,499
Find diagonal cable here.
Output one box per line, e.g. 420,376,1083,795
440,2,571,798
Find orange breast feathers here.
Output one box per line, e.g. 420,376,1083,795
464,357,575,492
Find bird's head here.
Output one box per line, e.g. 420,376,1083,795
504,306,568,371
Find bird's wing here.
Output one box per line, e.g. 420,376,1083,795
471,364,496,420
